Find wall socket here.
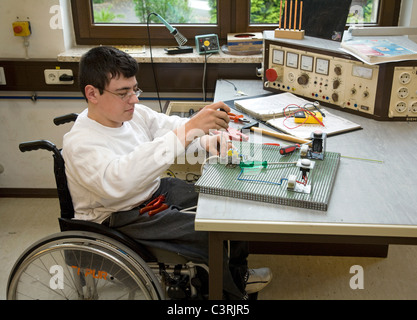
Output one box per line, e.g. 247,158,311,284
0,67,6,85
44,69,74,85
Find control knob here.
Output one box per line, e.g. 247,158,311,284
297,74,309,86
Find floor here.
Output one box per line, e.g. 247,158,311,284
1,197,417,300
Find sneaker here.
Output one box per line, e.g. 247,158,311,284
244,268,272,294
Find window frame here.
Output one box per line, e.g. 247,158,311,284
71,0,402,46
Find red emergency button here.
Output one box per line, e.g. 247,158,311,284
13,26,23,34
265,68,278,82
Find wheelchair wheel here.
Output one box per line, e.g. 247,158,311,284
7,231,164,300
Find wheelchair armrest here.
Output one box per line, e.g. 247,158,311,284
54,113,78,126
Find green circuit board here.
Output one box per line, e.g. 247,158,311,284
195,142,340,211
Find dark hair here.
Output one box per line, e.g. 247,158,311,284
79,46,139,99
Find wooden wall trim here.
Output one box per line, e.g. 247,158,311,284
0,60,260,93
0,188,58,198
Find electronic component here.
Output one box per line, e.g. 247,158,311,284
388,66,417,118
294,110,323,124
308,131,327,160
12,21,31,37
287,159,315,194
195,34,220,54
263,30,417,121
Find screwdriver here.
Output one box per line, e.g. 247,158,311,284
239,160,296,168
279,144,300,155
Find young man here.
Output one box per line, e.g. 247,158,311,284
63,46,271,299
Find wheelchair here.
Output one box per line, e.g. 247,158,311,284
7,113,208,300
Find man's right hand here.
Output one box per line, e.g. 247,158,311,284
187,101,231,134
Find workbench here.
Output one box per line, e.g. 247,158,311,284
195,79,417,299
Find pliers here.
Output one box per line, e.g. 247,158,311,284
228,112,250,124
139,195,169,216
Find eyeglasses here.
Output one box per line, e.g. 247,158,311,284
103,88,143,101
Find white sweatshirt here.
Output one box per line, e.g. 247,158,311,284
62,104,203,223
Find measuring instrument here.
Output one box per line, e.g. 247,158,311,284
195,34,220,54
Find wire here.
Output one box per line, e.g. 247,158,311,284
237,169,289,186
185,172,200,183
221,79,238,92
200,155,220,175
282,103,325,129
341,155,384,163
201,48,212,102
296,174,308,186
147,13,163,113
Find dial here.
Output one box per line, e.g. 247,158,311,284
286,52,299,68
300,55,314,72
316,58,329,75
334,65,342,76
272,49,284,65
297,74,309,85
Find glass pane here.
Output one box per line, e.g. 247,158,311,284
250,0,281,24
249,0,380,25
92,0,217,24
347,0,379,24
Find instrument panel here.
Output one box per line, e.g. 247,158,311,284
265,42,379,116
263,36,417,121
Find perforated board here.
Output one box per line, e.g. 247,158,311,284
195,142,340,211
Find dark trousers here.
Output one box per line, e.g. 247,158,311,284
107,177,248,299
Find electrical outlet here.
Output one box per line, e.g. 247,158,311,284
44,69,74,85
0,67,6,85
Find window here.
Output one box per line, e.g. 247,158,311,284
247,0,380,25
72,0,401,45
347,0,380,24
91,0,217,24
71,0,228,45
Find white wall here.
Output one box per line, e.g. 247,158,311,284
0,0,76,189
0,0,67,59
0,97,86,188
399,0,417,42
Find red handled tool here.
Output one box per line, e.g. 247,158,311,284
228,113,250,124
279,144,300,155
140,195,169,216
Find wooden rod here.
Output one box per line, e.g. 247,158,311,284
251,127,311,145
284,0,287,29
294,0,298,31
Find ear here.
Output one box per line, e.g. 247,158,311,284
85,85,99,104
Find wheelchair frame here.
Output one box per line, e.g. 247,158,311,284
7,113,208,300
